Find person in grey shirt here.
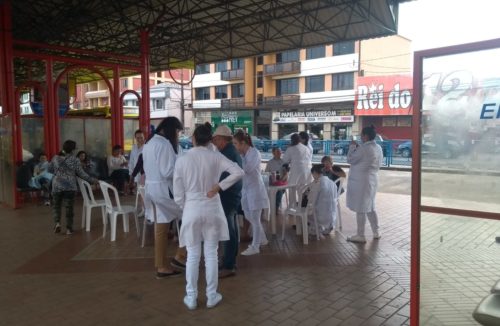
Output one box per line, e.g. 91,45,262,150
265,147,285,209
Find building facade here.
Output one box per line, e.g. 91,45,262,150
191,35,412,140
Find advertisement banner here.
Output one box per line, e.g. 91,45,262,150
355,75,412,116
273,109,353,124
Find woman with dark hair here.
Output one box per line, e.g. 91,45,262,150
142,116,185,278
233,130,270,256
48,140,97,234
299,131,313,157
174,123,244,309
346,125,383,243
282,133,312,206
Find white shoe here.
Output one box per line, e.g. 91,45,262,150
373,232,382,240
241,246,260,256
347,235,366,243
260,239,269,246
207,293,222,308
183,295,197,310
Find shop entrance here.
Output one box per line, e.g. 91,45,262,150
332,124,350,140
278,124,298,138
305,123,323,139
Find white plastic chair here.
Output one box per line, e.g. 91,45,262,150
77,178,106,232
335,178,344,230
99,180,140,241
282,183,319,244
134,185,145,217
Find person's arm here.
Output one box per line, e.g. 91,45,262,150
347,143,364,165
173,162,185,208
332,165,346,178
131,154,143,179
282,148,292,164
128,148,137,174
241,148,260,175
208,153,245,197
158,141,176,180
74,157,97,184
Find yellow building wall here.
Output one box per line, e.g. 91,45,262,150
359,35,412,77
263,54,276,97
244,57,255,106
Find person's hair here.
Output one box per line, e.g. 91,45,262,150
290,133,301,146
38,152,47,158
299,131,309,145
112,145,122,152
134,129,144,136
361,125,377,141
155,116,183,154
311,164,324,174
321,155,332,164
233,130,253,147
282,163,290,172
76,151,87,160
193,123,212,146
60,140,76,156
272,146,281,153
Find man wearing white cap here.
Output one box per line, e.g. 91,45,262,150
212,125,242,278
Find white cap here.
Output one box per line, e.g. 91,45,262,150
213,125,233,137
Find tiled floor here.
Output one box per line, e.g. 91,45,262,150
1,170,499,325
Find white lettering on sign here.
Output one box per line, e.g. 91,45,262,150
357,82,412,110
388,83,412,109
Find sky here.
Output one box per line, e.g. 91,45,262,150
398,0,500,51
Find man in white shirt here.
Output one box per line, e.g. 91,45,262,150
265,147,285,209
128,129,145,193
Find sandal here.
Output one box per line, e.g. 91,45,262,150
156,270,182,279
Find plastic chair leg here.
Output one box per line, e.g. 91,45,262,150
81,206,86,229
337,202,342,230
134,213,140,238
141,217,147,247
301,214,309,245
110,214,117,241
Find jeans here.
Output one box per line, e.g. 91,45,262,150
52,191,76,229
221,207,238,270
186,240,218,300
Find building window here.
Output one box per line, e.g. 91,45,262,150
257,94,263,106
276,78,299,95
276,49,300,63
231,59,244,70
306,45,325,60
195,87,211,100
195,64,210,74
231,84,245,98
156,71,162,77
257,56,263,65
256,72,263,88
120,79,128,88
154,99,165,110
215,85,228,99
305,75,325,93
215,61,228,72
333,41,355,55
332,72,354,90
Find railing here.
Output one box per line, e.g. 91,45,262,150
263,94,300,106
263,61,301,76
220,69,244,81
221,97,245,109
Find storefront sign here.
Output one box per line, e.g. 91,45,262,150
355,75,412,116
211,110,253,134
273,110,353,124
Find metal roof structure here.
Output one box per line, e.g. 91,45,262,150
11,0,406,71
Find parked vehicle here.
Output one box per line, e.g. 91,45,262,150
396,137,461,159
179,135,193,149
334,134,387,156
280,132,322,154
251,136,272,152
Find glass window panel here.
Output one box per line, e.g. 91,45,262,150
257,72,263,88
257,56,263,65
195,64,210,74
21,117,44,158
195,87,211,100
231,59,244,70
123,119,139,154
85,118,111,178
231,84,244,98
421,48,500,213
420,212,500,324
60,118,84,154
215,61,227,72
276,49,300,63
0,115,14,206
306,45,326,60
333,41,355,55
332,72,354,90
305,75,325,93
215,85,228,99
276,78,299,96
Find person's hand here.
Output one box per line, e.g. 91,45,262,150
207,184,221,198
350,140,357,146
92,179,99,186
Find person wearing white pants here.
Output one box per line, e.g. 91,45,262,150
233,130,270,256
173,123,244,310
346,125,384,243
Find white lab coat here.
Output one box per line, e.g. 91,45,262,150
282,143,312,187
173,146,244,248
240,147,269,212
128,144,143,183
308,176,338,229
346,140,383,213
142,134,182,223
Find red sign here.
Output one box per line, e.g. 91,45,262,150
355,75,412,116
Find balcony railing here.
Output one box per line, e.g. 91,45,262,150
263,61,301,76
220,69,244,81
221,97,245,109
263,94,300,106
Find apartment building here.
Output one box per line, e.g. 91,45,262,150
192,35,412,140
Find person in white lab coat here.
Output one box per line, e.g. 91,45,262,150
299,131,314,160
282,133,312,206
233,130,270,256
142,117,185,278
174,124,244,310
308,164,338,235
128,129,145,191
346,125,384,243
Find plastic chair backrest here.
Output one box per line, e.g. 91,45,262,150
336,178,344,197
99,180,123,212
77,178,90,205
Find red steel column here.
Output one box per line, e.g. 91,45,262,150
140,30,151,137
112,66,123,146
45,58,59,157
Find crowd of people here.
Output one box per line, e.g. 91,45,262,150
45,116,384,310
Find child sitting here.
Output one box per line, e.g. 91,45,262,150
29,153,53,206
307,164,338,236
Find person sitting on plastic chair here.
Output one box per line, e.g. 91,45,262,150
28,152,53,206
307,164,338,236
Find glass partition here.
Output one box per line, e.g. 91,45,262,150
0,115,14,206
417,44,500,325
60,118,84,153
21,117,44,160
123,118,139,154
